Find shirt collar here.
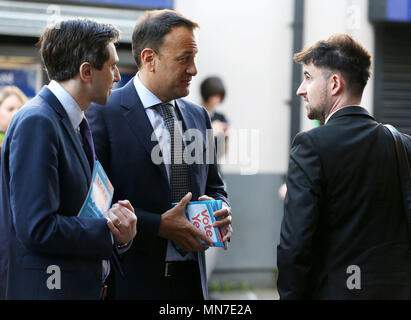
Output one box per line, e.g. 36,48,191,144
133,73,176,109
47,80,84,130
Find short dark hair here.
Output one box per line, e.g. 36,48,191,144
132,9,199,69
200,76,226,102
294,34,372,97
38,18,120,81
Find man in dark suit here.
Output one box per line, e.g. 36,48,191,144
277,34,411,299
86,9,232,300
0,18,137,300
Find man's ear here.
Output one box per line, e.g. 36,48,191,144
141,48,156,72
79,62,93,83
331,73,344,96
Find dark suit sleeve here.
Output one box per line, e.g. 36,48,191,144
277,131,322,299
9,113,113,258
86,105,162,240
202,107,229,205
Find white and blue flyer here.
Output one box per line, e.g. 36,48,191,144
173,200,228,248
78,160,114,219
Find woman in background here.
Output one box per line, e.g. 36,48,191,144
0,86,28,162
200,76,229,160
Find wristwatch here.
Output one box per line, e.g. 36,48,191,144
117,242,129,248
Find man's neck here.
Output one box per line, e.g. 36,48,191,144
323,95,361,124
138,71,170,103
326,95,361,121
58,79,90,111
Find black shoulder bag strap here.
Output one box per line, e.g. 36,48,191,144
384,124,411,231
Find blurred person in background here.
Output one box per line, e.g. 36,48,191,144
201,76,229,160
200,76,230,281
0,86,27,162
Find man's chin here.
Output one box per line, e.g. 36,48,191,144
181,87,190,97
93,97,109,106
308,113,325,125
173,88,190,100
307,110,317,121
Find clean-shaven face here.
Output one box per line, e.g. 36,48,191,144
152,26,198,102
91,42,121,105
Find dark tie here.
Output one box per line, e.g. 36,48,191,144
155,103,191,202
79,117,96,170
79,118,123,279
156,103,191,258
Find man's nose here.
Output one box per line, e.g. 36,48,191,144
187,60,197,76
114,67,121,83
296,82,305,96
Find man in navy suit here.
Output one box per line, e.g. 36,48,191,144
86,9,232,300
0,18,137,299
277,34,411,299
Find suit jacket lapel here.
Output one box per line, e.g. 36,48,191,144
38,87,92,184
119,79,169,183
175,99,197,132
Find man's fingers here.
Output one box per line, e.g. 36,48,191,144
176,192,192,210
117,205,134,221
106,202,137,245
213,208,231,228
223,230,232,242
180,234,209,252
189,237,209,252
198,195,213,201
107,210,121,226
213,207,230,219
213,218,232,228
118,200,134,213
222,225,233,243
106,219,120,237
180,234,207,252
109,204,136,226
187,224,213,247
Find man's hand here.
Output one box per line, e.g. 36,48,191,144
211,120,229,137
104,200,137,245
158,192,213,252
198,195,233,249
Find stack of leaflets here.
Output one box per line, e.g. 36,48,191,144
174,200,228,248
78,160,114,219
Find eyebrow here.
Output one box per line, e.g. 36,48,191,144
181,48,198,55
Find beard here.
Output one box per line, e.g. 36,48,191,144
307,104,326,125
